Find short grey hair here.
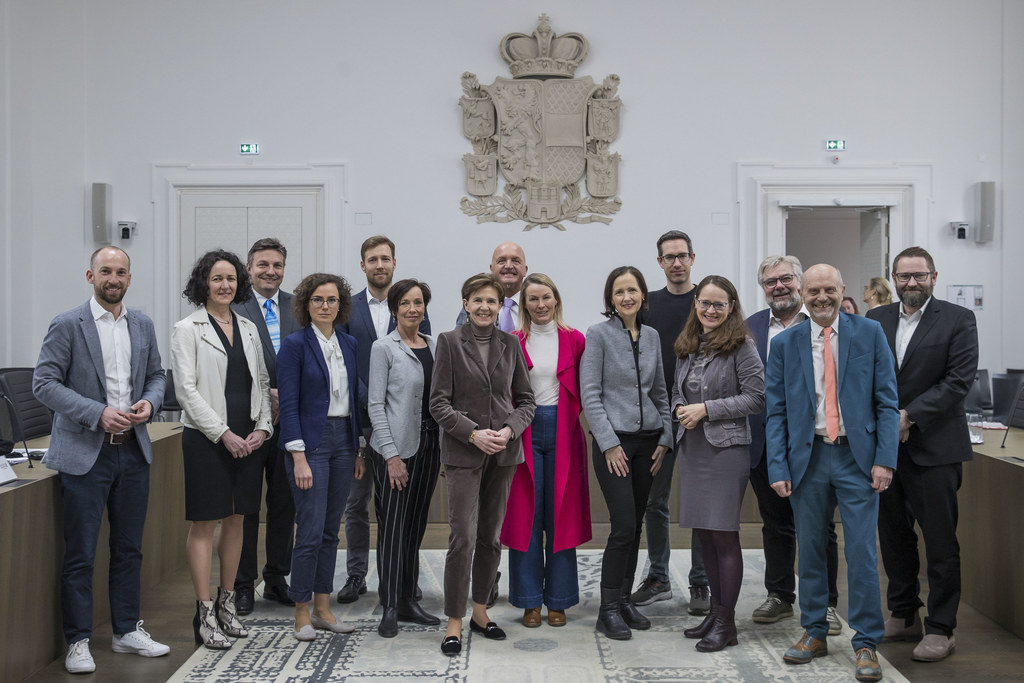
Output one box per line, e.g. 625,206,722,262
757,255,803,285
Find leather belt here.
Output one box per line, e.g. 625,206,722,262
106,430,137,445
814,434,847,446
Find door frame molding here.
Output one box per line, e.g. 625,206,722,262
151,162,347,345
735,161,932,311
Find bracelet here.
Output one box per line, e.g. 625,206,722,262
469,431,477,444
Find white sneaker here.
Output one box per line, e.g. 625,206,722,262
112,620,171,657
65,639,96,674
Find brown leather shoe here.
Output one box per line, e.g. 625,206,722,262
522,607,542,628
547,609,566,627
783,631,828,664
855,647,883,681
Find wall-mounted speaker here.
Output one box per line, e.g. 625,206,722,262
976,181,995,244
91,182,112,244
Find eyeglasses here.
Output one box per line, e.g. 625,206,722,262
659,252,692,264
310,297,341,308
893,272,932,284
696,299,730,312
761,274,796,288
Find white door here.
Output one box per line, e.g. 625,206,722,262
178,187,321,319
859,208,890,282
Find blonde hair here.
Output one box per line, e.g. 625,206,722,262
517,273,573,338
866,276,893,306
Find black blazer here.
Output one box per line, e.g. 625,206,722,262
233,290,300,388
866,297,979,467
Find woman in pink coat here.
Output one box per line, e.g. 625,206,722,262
501,273,591,628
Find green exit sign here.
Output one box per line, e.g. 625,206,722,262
239,143,260,155
826,139,846,151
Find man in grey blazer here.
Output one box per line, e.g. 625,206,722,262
232,238,300,613
33,246,169,674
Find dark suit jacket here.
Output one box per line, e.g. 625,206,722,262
232,290,299,388
429,324,536,468
343,287,430,438
276,325,361,452
866,298,978,466
746,308,771,467
766,312,900,489
33,301,165,476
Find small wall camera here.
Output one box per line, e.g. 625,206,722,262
949,221,970,240
117,221,137,241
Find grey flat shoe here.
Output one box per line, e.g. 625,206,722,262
294,624,316,641
310,614,355,634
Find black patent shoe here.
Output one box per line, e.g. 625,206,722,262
378,608,398,638
234,585,255,615
619,597,651,630
397,599,441,625
263,583,295,606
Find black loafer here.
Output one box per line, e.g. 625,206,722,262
235,585,255,615
441,635,462,656
263,583,295,606
378,607,398,638
470,619,507,640
397,599,441,625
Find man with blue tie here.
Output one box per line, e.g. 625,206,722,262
766,264,899,682
232,238,300,613
337,235,432,610
33,246,169,674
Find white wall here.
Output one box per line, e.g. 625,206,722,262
0,0,1016,372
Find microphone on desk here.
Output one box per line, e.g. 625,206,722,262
0,392,34,468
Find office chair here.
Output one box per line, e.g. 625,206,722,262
158,368,182,422
991,373,1024,425
964,369,993,416
0,367,53,442
1001,382,1024,447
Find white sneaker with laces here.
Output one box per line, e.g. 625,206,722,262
112,620,171,657
65,639,96,674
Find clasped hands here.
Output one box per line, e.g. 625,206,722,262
221,428,267,459
675,403,707,431
99,400,153,433
471,426,513,455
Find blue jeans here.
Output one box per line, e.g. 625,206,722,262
508,406,580,610
285,417,356,604
643,446,707,586
60,441,149,643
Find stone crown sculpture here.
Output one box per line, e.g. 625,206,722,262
499,14,589,79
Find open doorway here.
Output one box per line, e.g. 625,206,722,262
784,206,890,314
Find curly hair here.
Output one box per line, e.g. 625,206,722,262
292,273,352,327
181,250,252,308
601,266,649,318
674,275,750,357
387,278,432,316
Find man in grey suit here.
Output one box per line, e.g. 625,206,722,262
33,246,169,674
232,238,300,613
338,235,431,604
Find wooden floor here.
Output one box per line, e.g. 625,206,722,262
23,523,1024,682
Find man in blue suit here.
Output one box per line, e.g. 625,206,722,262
337,235,431,612
33,247,169,674
746,255,841,634
766,264,899,682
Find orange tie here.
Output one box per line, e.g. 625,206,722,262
823,326,840,441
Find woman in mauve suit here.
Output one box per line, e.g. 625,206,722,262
429,272,536,656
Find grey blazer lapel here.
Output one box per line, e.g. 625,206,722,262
78,303,107,393
127,310,147,400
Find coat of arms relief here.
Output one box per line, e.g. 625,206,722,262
460,15,622,231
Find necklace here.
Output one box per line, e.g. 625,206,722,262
210,313,232,325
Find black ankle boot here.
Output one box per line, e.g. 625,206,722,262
619,591,651,630
596,587,631,640
684,598,719,639
696,606,738,652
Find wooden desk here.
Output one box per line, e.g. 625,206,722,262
960,428,1024,639
0,423,187,683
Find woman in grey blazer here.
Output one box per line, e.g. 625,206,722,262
581,266,673,641
673,275,764,652
367,279,442,638
429,273,536,656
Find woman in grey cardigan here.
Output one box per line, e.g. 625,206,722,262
367,279,442,638
581,266,673,641
673,275,764,652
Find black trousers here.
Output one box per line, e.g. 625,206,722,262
236,433,296,589
370,425,441,608
592,432,659,593
750,449,839,606
878,447,963,636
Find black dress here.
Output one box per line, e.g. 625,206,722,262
182,314,261,521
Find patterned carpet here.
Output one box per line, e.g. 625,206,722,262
167,549,908,682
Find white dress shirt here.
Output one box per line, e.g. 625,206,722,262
90,297,133,413
252,289,280,320
896,297,931,368
366,290,391,339
767,308,809,361
810,317,846,437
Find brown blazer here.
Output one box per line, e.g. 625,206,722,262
429,324,536,468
